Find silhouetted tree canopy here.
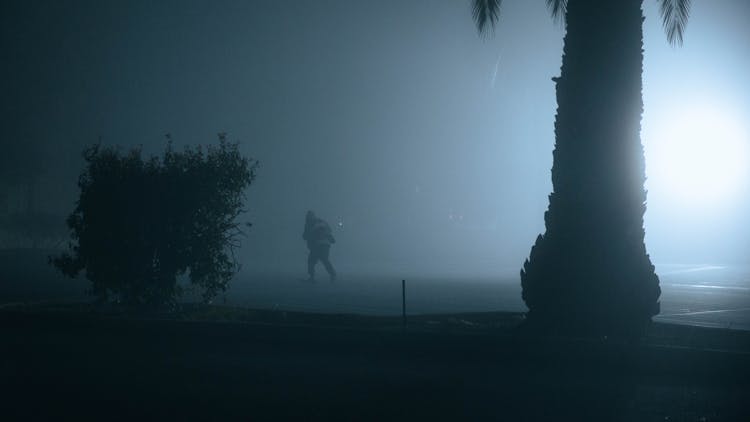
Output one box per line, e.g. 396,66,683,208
472,0,691,45
53,134,258,306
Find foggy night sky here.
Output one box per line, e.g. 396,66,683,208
1,0,748,277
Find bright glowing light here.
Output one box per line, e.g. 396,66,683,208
645,103,749,211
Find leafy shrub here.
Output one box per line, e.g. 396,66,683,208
53,134,258,306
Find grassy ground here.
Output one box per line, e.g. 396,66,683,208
2,303,749,421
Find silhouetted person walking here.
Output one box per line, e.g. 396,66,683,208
303,210,337,281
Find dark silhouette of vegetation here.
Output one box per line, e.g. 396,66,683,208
52,134,258,307
472,0,691,337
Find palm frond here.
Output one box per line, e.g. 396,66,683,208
546,0,568,25
657,0,692,45
472,0,502,36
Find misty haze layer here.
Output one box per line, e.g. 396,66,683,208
1,0,748,277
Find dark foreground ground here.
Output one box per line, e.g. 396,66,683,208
2,305,750,421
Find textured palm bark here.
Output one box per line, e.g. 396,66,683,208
520,0,660,337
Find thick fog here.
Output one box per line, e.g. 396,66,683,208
1,0,748,279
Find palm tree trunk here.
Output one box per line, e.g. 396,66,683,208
520,0,660,337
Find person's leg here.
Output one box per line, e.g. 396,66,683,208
307,249,317,280
320,246,336,281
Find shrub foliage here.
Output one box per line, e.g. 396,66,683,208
53,134,257,306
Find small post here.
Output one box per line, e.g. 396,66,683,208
402,279,406,327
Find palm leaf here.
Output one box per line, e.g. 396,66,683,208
546,0,568,24
472,0,502,35
657,0,692,45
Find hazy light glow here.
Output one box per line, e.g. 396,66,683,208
646,103,749,212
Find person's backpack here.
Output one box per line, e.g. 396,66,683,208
313,220,335,245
